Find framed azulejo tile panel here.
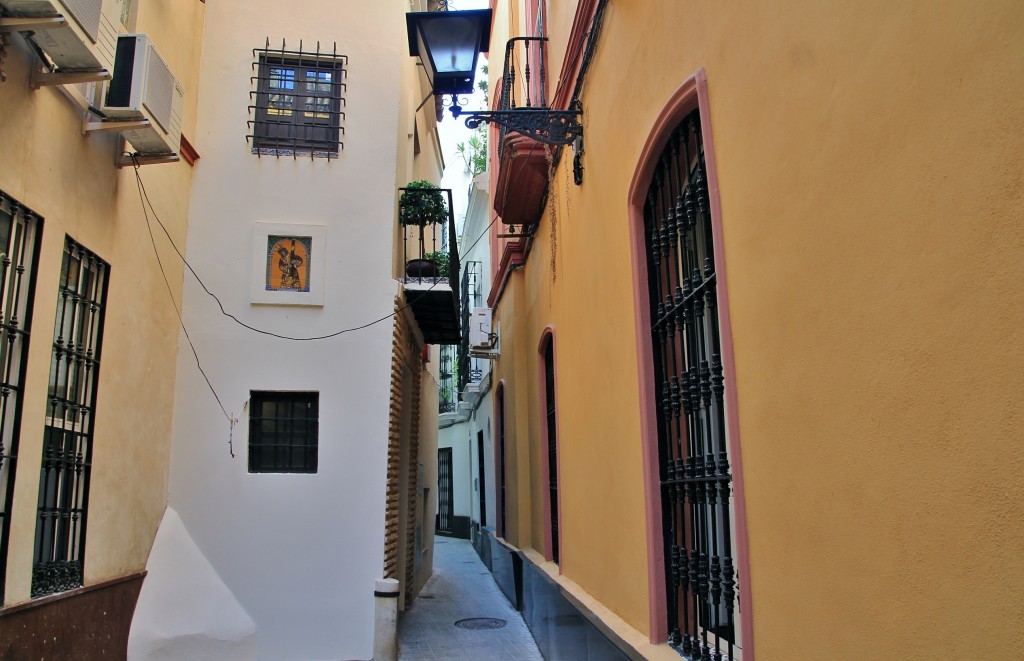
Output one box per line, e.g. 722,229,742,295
250,222,326,306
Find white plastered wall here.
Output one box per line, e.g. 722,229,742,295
160,1,412,659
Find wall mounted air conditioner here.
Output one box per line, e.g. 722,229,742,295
0,0,121,72
102,34,184,155
469,307,497,356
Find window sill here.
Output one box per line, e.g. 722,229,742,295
251,147,339,160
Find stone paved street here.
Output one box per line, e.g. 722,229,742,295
397,538,543,660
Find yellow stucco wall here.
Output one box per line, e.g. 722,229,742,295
492,1,1024,658
0,1,205,605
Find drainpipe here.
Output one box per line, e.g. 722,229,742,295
373,577,401,661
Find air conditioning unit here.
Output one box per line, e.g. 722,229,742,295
102,34,184,156
468,307,494,351
0,0,121,72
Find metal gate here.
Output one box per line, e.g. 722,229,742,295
642,109,738,660
437,447,453,534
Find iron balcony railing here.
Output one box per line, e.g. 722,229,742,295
458,261,483,395
399,187,460,294
398,186,461,345
496,36,549,160
439,344,457,414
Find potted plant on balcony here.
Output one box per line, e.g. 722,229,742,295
400,180,448,278
423,250,450,276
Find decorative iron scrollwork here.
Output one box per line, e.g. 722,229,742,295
31,560,83,598
450,96,583,146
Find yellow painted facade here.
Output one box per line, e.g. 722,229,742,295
488,1,1024,659
0,1,205,606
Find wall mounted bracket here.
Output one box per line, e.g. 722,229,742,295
450,96,583,147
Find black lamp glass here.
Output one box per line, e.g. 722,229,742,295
406,9,492,96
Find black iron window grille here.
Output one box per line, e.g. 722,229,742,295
0,192,42,604
496,384,507,539
542,337,559,564
476,430,486,528
32,238,108,598
248,39,347,159
248,391,319,474
437,447,454,533
643,109,738,660
439,345,457,414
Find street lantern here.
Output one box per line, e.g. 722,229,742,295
405,7,582,147
405,9,492,96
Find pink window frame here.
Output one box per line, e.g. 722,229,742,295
537,326,562,566
627,68,755,656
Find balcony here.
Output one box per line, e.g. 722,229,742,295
439,344,458,415
438,262,487,421
458,261,488,407
493,37,552,228
399,186,461,344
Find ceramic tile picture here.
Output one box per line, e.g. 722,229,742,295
265,235,312,292
251,223,326,306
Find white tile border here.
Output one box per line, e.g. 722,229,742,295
250,221,327,306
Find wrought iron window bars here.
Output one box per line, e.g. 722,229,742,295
248,391,319,474
543,338,559,564
32,238,108,598
248,39,348,160
0,191,42,604
644,109,738,660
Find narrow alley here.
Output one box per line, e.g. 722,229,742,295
397,539,543,661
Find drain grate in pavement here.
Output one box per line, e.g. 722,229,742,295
454,618,507,630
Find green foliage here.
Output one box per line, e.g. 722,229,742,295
399,180,448,226
454,61,489,177
423,250,450,273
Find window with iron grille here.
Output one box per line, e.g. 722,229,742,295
0,192,42,604
496,383,507,539
248,41,347,158
248,391,318,474
643,108,739,660
541,335,559,564
32,238,108,598
438,345,457,414
437,447,453,534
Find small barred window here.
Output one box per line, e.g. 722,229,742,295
248,40,347,159
248,391,319,474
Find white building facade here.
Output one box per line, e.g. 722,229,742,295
129,2,450,659
437,174,497,545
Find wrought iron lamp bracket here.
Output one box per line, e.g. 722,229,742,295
450,96,583,146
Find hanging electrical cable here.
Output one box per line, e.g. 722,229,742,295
132,154,239,456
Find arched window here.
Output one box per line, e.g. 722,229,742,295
495,381,508,539
629,71,751,658
539,331,559,564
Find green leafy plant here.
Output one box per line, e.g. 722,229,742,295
399,180,448,227
455,134,487,176
454,62,490,177
424,250,450,274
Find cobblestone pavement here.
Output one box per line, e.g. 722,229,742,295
397,538,543,660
